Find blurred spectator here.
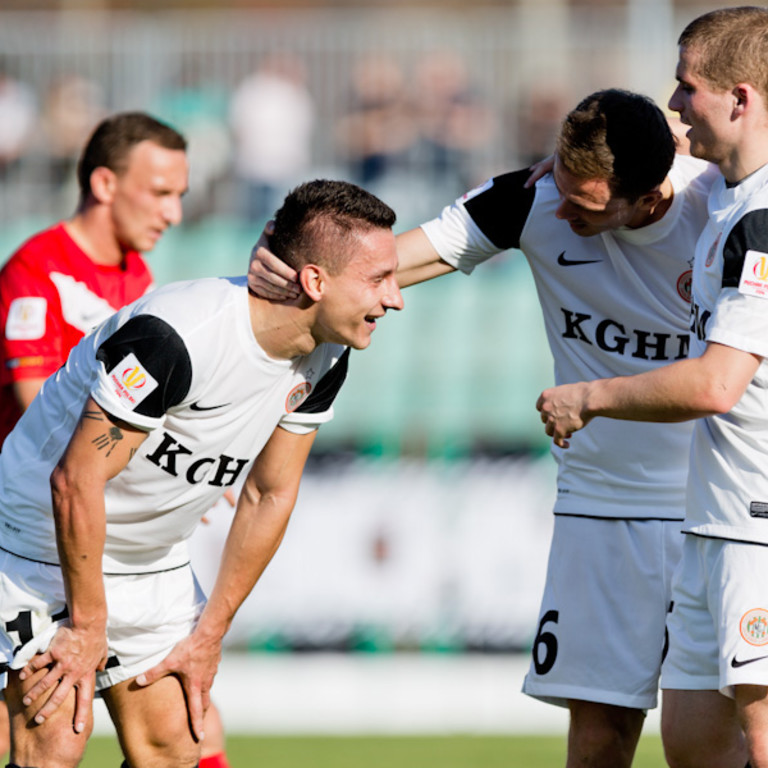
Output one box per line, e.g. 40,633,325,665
152,55,231,223
229,54,315,224
517,88,568,166
336,54,417,187
410,51,496,195
39,75,106,189
0,60,37,180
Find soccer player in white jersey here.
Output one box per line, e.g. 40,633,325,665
538,7,768,767
249,89,718,767
0,179,403,768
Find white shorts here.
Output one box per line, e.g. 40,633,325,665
661,535,768,698
0,548,206,692
522,515,683,710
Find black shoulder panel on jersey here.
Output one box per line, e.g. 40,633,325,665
463,169,536,250
296,348,350,414
722,208,768,288
96,314,193,418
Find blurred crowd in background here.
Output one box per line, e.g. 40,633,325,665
0,40,506,229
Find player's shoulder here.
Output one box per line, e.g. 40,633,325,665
670,154,719,194
296,344,350,415
131,276,246,331
462,168,539,204
307,341,348,371
1,223,70,279
8,223,68,260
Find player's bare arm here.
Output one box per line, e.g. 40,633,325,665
135,425,317,740
394,227,456,288
20,398,147,732
537,342,761,448
12,377,47,411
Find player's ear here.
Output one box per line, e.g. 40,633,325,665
637,188,663,212
299,264,325,302
90,166,118,204
732,83,751,116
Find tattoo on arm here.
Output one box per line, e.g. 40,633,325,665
81,409,106,423
92,426,124,457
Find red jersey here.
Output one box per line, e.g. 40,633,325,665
0,223,153,445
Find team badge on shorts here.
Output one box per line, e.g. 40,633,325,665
285,381,312,412
740,608,768,646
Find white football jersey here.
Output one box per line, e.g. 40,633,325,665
421,155,719,519
0,277,348,573
684,163,768,544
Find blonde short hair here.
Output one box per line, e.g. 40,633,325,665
678,6,768,104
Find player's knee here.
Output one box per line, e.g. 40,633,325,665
125,720,200,768
567,702,643,768
8,710,91,768
663,735,743,768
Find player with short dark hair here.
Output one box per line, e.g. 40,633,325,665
249,88,719,768
538,7,768,767
75,111,188,203
557,89,676,202
0,179,402,768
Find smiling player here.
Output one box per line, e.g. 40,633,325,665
0,179,403,768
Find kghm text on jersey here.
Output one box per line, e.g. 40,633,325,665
560,308,689,360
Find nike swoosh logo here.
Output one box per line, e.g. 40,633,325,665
557,251,602,266
189,402,230,411
731,653,768,668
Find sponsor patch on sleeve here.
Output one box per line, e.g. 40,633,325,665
105,352,158,409
5,297,47,340
739,250,768,298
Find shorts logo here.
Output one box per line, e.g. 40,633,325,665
106,353,158,408
740,608,768,646
740,250,768,299
286,381,312,412
676,270,692,303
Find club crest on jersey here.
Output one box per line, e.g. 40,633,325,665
739,250,768,299
286,381,312,412
740,608,768,646
106,352,158,408
676,270,692,303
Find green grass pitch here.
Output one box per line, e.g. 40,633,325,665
80,733,667,767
